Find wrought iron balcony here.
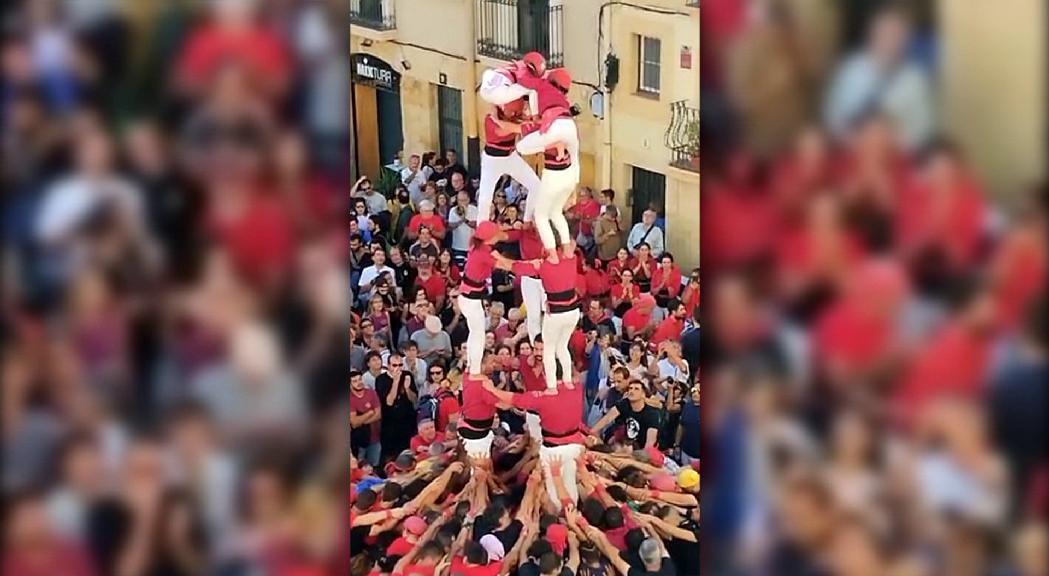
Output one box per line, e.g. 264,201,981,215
351,0,396,31
476,0,563,68
665,100,699,172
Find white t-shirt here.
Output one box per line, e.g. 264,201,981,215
657,358,690,387
448,204,479,251
359,264,393,294
401,166,429,203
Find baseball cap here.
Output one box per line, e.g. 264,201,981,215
424,315,442,334
475,220,502,242
645,447,666,468
678,469,699,490
546,524,568,555
404,515,427,536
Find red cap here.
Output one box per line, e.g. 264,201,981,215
546,523,568,555
547,68,572,92
645,447,666,468
475,220,502,242
522,51,547,76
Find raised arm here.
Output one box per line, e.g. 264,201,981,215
589,406,620,440
583,525,633,575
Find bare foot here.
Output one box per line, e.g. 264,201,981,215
563,380,575,390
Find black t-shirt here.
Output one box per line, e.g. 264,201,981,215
374,372,419,432
474,518,524,551
627,557,676,576
615,399,661,449
666,520,699,576
518,563,574,576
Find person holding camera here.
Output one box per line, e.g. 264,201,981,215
448,190,479,264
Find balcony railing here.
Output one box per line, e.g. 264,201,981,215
476,0,563,68
665,100,699,172
351,0,396,31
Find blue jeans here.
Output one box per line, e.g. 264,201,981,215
356,443,381,468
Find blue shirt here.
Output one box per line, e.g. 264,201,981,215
680,399,700,457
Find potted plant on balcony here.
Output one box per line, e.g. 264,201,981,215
685,118,700,170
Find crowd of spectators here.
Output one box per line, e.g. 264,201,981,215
3,0,351,574
702,2,1046,575
349,109,701,576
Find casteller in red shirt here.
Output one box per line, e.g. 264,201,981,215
410,430,446,454
509,382,585,444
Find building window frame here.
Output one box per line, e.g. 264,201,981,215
637,35,662,96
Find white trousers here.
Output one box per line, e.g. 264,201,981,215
463,432,494,460
478,151,542,223
459,294,487,375
525,412,543,443
479,69,538,115
520,276,546,344
541,307,580,389
517,118,580,250
540,443,584,511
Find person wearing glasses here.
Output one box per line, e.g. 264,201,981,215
374,352,418,462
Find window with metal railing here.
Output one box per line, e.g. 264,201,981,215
351,0,396,30
476,0,563,68
665,100,700,172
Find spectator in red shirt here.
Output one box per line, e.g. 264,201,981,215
606,247,636,280
175,0,290,99
413,260,448,311
651,298,689,349
894,281,998,427
350,371,382,467
569,186,602,250
651,252,683,308
610,269,641,317
2,490,93,576
436,249,462,286
410,418,446,455
582,257,612,301
681,269,701,318
622,295,659,342
897,140,988,292
407,200,447,241
211,189,295,291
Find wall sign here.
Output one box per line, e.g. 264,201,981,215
680,46,692,69
350,53,401,93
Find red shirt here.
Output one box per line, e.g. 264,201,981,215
437,263,462,286
212,195,294,285
350,389,382,440
177,23,290,90
436,392,460,432
410,431,446,454
484,114,516,150
650,316,685,347
461,245,497,296
461,374,500,428
519,354,547,392
583,266,612,297
2,544,94,576
574,199,602,236
622,307,651,337
607,256,635,279
682,284,700,317
540,254,579,307
519,226,545,259
387,536,416,557
450,557,502,576
815,299,894,375
569,328,588,372
702,182,778,268
894,323,992,426
512,383,585,445
611,282,640,306
414,272,447,304
897,174,986,270
651,265,683,298
408,213,447,236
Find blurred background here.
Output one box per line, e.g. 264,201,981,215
2,0,351,575
700,0,1046,575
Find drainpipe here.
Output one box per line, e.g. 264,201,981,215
464,0,481,178
599,3,614,191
